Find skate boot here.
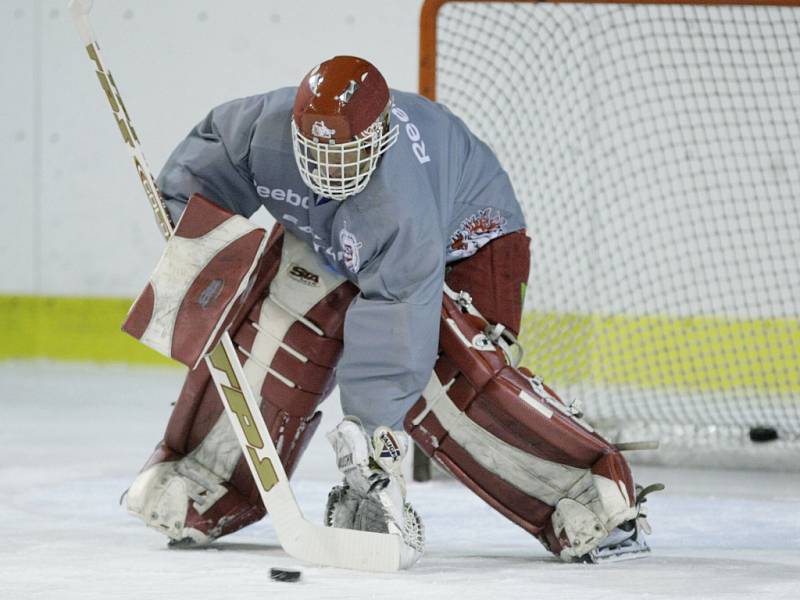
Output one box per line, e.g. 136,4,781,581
582,482,664,563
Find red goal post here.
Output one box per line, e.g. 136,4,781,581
417,0,800,471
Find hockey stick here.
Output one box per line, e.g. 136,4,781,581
206,335,402,571
68,0,172,241
68,0,403,571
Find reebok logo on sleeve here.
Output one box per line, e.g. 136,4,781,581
253,179,311,209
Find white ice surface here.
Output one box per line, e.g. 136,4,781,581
1,362,798,600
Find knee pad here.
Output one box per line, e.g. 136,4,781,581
404,289,637,560
127,226,357,543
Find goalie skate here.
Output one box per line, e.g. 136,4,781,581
583,482,664,563
583,520,651,563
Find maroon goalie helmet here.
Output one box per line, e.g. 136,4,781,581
292,55,399,200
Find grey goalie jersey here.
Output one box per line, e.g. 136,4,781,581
158,87,526,431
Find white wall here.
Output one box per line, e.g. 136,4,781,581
0,0,424,296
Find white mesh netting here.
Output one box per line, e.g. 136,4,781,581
429,1,800,469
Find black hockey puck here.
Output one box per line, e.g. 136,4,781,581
270,568,302,582
749,426,779,442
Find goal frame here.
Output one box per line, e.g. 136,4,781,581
416,0,800,473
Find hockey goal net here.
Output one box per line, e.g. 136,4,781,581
420,0,800,470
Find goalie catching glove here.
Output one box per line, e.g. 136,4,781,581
325,418,424,569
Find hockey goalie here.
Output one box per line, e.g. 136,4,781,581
123,55,657,567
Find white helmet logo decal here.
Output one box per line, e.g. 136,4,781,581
308,66,323,96
336,80,359,105
311,121,336,139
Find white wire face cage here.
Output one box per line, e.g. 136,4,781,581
291,108,399,201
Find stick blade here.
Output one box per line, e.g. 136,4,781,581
280,518,403,572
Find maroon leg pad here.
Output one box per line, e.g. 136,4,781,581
405,232,636,559
136,225,357,541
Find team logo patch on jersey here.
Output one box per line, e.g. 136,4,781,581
448,208,508,260
339,228,363,273
312,120,336,140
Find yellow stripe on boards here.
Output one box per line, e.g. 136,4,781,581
519,310,800,395
0,295,174,365
2,295,798,395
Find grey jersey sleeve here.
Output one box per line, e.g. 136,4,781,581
157,98,264,222
336,215,445,433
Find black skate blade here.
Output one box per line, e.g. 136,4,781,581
584,537,651,564
168,537,200,549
